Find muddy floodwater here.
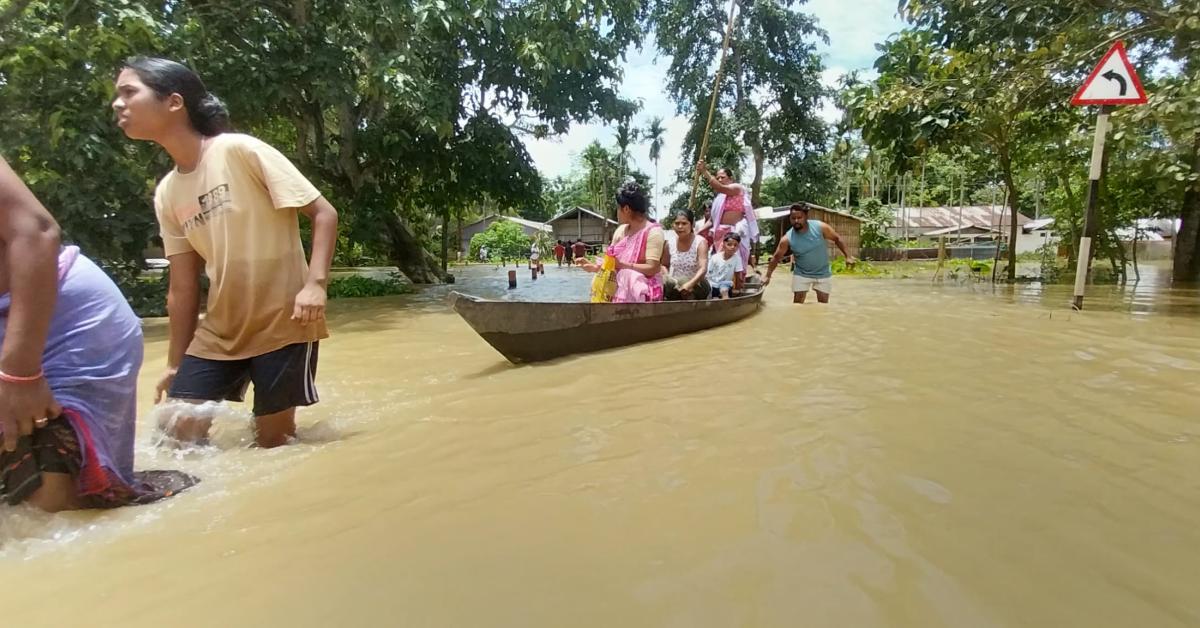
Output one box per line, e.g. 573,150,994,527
2,264,1198,627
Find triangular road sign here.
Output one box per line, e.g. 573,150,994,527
1072,41,1148,106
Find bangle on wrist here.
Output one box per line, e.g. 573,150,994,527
0,369,44,384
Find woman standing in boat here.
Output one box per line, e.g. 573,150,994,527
577,181,664,303
661,209,709,300
695,161,759,273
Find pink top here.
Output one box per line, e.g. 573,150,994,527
607,223,664,303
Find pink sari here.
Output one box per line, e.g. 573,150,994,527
709,190,757,269
608,223,664,303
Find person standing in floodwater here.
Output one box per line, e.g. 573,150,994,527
113,57,339,448
763,203,855,304
0,157,195,510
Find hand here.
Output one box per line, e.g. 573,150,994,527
845,256,857,267
762,274,772,287
292,282,327,325
0,378,61,452
576,258,600,273
696,160,708,176
154,367,178,404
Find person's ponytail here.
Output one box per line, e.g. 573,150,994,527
192,92,231,136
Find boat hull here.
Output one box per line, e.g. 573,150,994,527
450,291,764,363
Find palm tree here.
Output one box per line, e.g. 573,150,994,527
614,118,637,180
643,117,666,218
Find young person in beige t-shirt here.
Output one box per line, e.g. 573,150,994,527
113,57,339,448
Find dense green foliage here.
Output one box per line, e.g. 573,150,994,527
847,0,1200,282
0,0,648,299
468,220,531,262
326,275,412,299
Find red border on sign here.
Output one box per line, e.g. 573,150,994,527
1071,41,1148,106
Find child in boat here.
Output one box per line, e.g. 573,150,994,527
707,233,745,299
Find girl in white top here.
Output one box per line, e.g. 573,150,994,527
661,209,710,300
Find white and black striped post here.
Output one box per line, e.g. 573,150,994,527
1072,104,1114,311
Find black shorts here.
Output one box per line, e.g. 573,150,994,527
168,342,319,416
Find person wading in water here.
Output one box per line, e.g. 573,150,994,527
763,203,855,304
113,57,338,448
0,157,195,510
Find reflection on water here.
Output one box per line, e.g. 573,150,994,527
2,264,1198,628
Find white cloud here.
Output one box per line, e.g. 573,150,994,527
521,3,904,210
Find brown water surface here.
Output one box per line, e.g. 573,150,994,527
2,265,1198,627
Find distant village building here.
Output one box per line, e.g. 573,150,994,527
459,214,552,256
546,206,619,248
888,205,1030,241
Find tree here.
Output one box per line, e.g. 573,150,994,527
890,0,1200,282
651,0,829,206
0,0,171,291
156,0,645,283
643,116,666,216
614,117,638,180
853,197,895,250
580,140,622,217
469,220,530,262
849,25,1076,281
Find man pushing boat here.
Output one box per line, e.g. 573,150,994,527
763,203,855,304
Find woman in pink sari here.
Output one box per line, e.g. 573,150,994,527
577,181,664,303
695,161,759,273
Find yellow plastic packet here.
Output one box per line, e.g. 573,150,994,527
590,254,618,303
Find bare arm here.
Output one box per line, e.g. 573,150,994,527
685,242,709,289
298,196,338,289
762,238,792,285
823,222,854,262
0,158,60,377
696,161,741,196
616,229,665,278
0,157,62,450
618,258,662,277
292,196,339,324
165,252,203,371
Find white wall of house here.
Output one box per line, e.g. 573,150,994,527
1016,230,1059,254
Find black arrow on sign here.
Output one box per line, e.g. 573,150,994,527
1102,70,1128,96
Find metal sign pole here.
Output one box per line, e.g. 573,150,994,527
1072,104,1114,311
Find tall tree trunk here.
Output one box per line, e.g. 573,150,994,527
381,212,445,284
751,143,765,207
1058,171,1079,265
999,152,1020,282
456,208,464,264
440,211,449,274
1172,130,1200,283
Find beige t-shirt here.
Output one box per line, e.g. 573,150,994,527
611,223,665,263
154,133,328,360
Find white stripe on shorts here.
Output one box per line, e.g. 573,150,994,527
302,342,318,404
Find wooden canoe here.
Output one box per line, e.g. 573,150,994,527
449,289,764,363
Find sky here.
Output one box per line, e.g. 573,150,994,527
521,0,906,210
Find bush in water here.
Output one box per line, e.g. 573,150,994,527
326,274,412,299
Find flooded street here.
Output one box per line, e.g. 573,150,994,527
2,265,1198,627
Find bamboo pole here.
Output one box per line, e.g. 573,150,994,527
688,0,740,212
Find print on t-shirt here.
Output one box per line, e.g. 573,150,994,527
183,183,233,233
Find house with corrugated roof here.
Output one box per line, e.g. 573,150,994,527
888,205,1030,241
